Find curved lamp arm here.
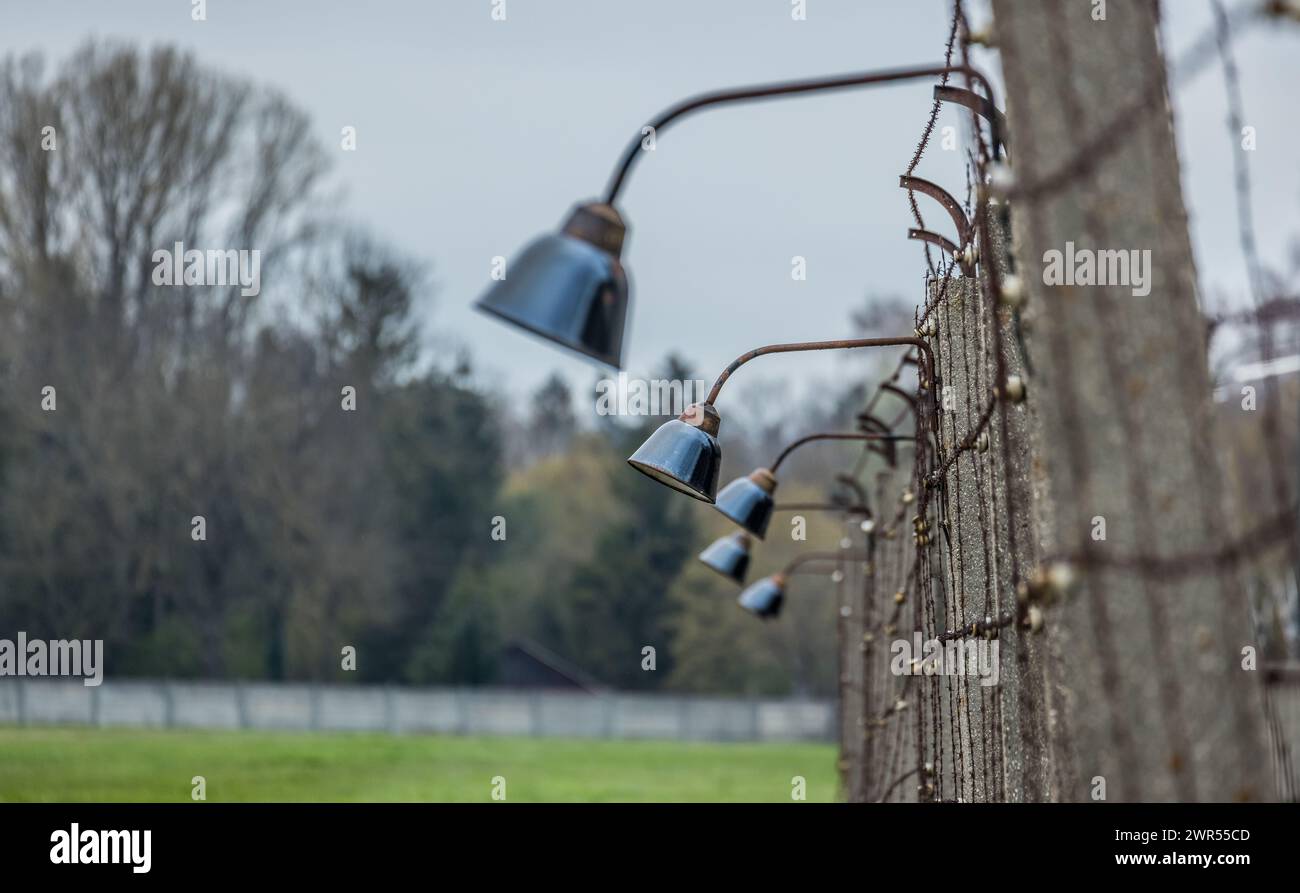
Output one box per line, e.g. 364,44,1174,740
782,549,871,576
770,431,913,472
705,337,936,407
603,63,999,204
775,502,869,514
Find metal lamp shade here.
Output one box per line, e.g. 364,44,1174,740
738,575,785,619
627,420,720,502
627,403,722,502
475,203,630,368
714,468,777,539
698,532,752,585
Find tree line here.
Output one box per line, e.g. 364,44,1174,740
0,42,901,694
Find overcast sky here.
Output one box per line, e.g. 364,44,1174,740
7,0,1298,409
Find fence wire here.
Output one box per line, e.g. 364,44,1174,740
838,0,1300,802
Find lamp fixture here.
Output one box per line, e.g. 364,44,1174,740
737,549,870,620
698,531,753,585
475,64,999,368
715,432,907,539
627,337,935,503
698,502,870,585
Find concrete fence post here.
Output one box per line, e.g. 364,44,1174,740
990,0,1273,800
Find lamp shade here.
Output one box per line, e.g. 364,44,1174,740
475,203,630,368
714,468,777,539
738,574,786,619
698,532,752,585
627,403,721,502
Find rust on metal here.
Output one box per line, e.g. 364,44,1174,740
933,84,1009,158
784,549,872,575
705,337,937,417
775,502,870,515
604,63,1001,203
907,228,961,261
771,431,912,472
899,175,971,246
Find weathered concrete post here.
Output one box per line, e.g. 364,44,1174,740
989,0,1273,800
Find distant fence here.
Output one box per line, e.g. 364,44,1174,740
0,679,835,743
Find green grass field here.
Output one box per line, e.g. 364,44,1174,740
0,727,838,802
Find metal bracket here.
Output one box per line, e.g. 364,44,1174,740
933,85,1009,159
856,413,898,468
899,175,971,247
907,228,959,259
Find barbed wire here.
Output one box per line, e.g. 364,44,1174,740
839,0,1300,803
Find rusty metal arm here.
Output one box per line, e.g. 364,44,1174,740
705,337,936,407
775,502,870,514
604,63,1000,204
770,431,912,472
782,549,871,576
